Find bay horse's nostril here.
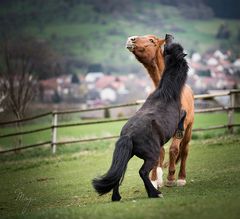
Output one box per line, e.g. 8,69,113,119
129,36,138,42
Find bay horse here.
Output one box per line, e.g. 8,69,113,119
92,41,188,200
126,34,194,188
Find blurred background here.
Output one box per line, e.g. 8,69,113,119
0,3,240,217
0,0,240,121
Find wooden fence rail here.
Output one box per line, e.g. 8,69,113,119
1,106,240,139
0,90,240,154
0,112,52,126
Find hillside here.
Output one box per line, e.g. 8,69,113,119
0,0,240,74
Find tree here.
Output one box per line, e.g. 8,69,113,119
216,24,231,39
0,35,61,120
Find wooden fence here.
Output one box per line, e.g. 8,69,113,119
0,90,240,154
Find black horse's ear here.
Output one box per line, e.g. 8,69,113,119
165,34,174,41
177,53,187,59
165,34,174,45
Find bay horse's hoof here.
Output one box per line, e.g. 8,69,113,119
177,179,186,187
165,180,176,187
157,181,164,189
158,193,164,198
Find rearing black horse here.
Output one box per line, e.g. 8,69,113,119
92,37,188,201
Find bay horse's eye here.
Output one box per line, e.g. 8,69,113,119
149,39,155,43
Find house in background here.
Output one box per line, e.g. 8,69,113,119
95,75,128,103
38,48,240,106
188,49,239,93
39,74,87,103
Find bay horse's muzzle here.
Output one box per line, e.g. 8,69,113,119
126,36,139,51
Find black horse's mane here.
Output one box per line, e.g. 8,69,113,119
153,43,188,102
92,40,190,200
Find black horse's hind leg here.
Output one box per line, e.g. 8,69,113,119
112,180,121,201
139,160,162,198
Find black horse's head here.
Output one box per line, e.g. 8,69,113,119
164,34,187,60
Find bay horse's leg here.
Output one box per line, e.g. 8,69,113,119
177,124,192,186
165,137,182,187
166,110,186,187
112,180,121,201
140,159,163,198
150,147,165,189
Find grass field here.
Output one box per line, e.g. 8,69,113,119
0,112,240,219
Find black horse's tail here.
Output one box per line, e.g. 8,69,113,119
92,135,133,195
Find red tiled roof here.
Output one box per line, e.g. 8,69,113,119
95,75,125,90
40,78,58,90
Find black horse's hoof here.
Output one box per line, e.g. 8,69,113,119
149,190,163,198
112,195,121,202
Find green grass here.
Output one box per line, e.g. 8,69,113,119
0,112,240,219
0,132,240,219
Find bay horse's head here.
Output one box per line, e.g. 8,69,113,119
126,35,165,65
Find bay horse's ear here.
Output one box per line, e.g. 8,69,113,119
158,38,165,46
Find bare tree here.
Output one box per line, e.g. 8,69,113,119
0,35,61,120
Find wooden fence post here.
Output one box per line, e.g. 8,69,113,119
51,112,58,154
228,92,235,134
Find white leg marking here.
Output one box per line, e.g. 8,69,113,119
177,179,186,187
151,180,158,189
156,167,164,188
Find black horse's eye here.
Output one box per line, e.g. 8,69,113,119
149,39,154,43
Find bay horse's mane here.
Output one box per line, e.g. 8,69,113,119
152,43,188,102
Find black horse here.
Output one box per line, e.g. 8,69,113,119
92,37,188,201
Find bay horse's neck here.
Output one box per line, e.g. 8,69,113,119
143,47,165,88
